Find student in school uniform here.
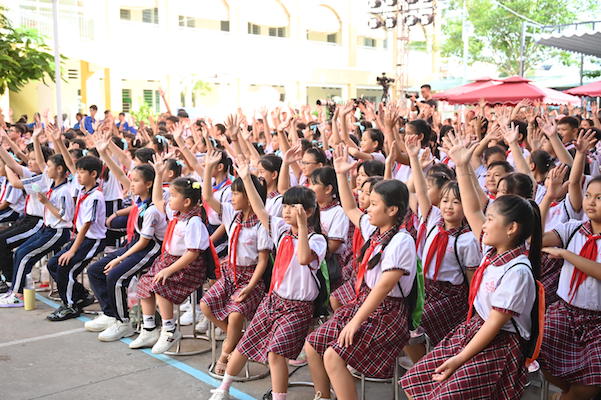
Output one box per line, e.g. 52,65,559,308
129,176,212,354
200,150,272,375
0,169,22,224
256,154,283,218
401,132,542,400
406,134,481,349
46,155,107,321
538,133,601,400
0,149,73,307
208,163,327,400
305,144,417,400
84,164,166,341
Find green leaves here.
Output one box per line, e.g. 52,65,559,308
0,6,61,94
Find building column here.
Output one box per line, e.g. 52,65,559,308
103,68,111,110
80,60,92,110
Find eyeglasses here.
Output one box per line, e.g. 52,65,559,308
300,161,319,166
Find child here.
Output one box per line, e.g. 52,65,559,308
129,176,211,354
208,162,327,400
401,132,541,400
406,134,481,348
46,156,107,321
85,164,166,341
200,152,271,375
0,150,73,307
256,154,283,217
304,144,417,400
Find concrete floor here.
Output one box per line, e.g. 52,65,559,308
1,293,554,400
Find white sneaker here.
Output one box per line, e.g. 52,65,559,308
151,328,182,354
84,314,116,332
129,328,160,349
289,350,308,367
179,307,200,326
208,389,231,400
194,314,209,333
398,355,414,370
0,293,23,308
98,320,135,342
179,299,192,312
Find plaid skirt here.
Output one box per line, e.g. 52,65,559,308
539,300,601,386
306,284,409,379
401,314,527,400
331,279,357,307
236,292,313,363
420,279,468,346
540,254,562,307
201,265,265,321
136,251,207,305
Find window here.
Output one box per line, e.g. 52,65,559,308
268,27,286,37
143,89,154,108
154,90,160,112
327,33,337,43
178,16,195,27
122,89,132,113
248,23,261,35
142,8,159,24
363,37,377,47
383,39,388,49
119,9,131,20
220,20,230,31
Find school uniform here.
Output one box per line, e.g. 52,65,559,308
307,215,417,379
539,221,601,386
201,203,271,321
88,198,166,321
320,201,350,287
0,178,21,222
236,216,327,363
11,181,73,293
265,191,283,218
0,173,46,281
417,207,481,345
206,178,232,278
136,205,209,305
100,170,125,246
402,246,535,400
47,185,107,306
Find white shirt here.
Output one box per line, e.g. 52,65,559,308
269,216,328,302
74,186,107,239
544,194,583,231
554,220,601,311
136,203,167,242
266,193,283,218
4,183,25,215
473,253,536,339
166,215,210,256
100,170,123,201
320,204,350,255
359,215,417,297
222,202,272,266
44,181,75,229
207,181,232,226
421,207,482,285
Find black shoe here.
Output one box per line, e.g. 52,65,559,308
0,281,9,294
76,293,95,310
47,305,81,321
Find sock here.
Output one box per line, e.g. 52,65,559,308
272,393,287,400
143,314,156,330
163,318,176,331
218,373,234,392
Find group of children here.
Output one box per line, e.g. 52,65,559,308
0,99,600,400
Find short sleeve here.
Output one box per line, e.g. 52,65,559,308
371,152,386,163
491,265,534,315
257,224,273,252
58,194,74,222
269,216,289,246
552,220,583,248
562,193,584,221
380,233,417,274
220,202,236,233
80,198,100,223
185,216,210,250
308,233,328,269
359,213,377,241
458,232,482,269
139,207,159,239
326,208,349,241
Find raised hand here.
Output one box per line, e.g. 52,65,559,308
332,143,357,174
233,156,250,180
282,144,302,165
171,121,184,140
32,123,43,139
149,153,166,175
537,115,556,138
575,129,597,154
295,204,308,228
404,134,421,158
442,131,477,167
501,122,520,145
204,149,222,168
544,164,568,200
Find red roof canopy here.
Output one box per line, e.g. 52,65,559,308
432,77,498,101
445,76,579,105
565,80,601,97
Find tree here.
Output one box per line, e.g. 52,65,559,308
441,0,599,76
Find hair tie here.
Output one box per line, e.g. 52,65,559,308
156,135,167,144
82,149,89,156
192,182,201,189
121,138,128,150
175,160,184,167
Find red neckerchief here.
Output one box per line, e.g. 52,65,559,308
354,226,398,296
269,230,297,294
423,219,470,280
73,185,98,233
43,180,67,225
351,212,366,271
319,200,340,212
0,181,8,202
568,221,601,303
268,191,280,199
228,212,259,287
212,178,232,193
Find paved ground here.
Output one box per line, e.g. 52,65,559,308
1,293,554,400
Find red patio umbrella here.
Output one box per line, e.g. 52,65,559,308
446,76,580,105
565,80,601,97
432,77,499,101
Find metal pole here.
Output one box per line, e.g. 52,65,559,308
519,21,526,76
52,0,63,130
579,53,584,86
461,0,468,82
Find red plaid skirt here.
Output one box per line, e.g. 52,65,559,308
136,251,207,305
539,300,601,386
306,284,409,379
201,265,265,321
401,314,527,400
330,279,357,307
540,254,562,307
236,293,313,363
420,279,468,346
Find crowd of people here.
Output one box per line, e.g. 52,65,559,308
0,91,600,400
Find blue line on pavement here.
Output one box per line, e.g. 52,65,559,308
35,293,257,400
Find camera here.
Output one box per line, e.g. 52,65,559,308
316,99,337,116
405,92,419,99
352,97,367,107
